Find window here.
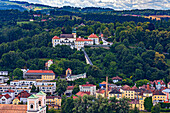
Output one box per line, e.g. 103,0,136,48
30,104,33,109
39,101,41,106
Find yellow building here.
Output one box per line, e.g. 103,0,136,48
120,85,135,99
96,89,105,98
13,97,20,105
25,70,55,81
108,89,122,100
152,90,166,104
138,96,146,111
46,96,62,107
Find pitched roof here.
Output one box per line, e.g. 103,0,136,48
52,36,60,39
100,81,107,85
28,94,38,99
88,34,99,38
150,80,165,85
26,70,54,74
96,89,105,94
67,86,74,90
81,84,96,87
76,91,90,97
67,68,72,71
153,90,165,95
121,85,131,90
36,91,46,96
109,88,121,94
5,89,15,93
0,104,27,113
18,91,31,98
75,38,93,41
60,34,74,38
131,86,138,90
0,94,11,99
112,76,122,80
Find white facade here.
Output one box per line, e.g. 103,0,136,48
66,73,86,81
0,76,9,83
0,95,12,104
0,71,8,76
79,84,96,95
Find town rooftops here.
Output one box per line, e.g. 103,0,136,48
18,91,31,98
52,36,60,39
81,82,96,87
96,89,105,94
75,38,93,41
131,86,138,90
0,104,27,113
153,90,165,95
109,88,121,94
150,80,165,85
67,86,74,90
0,94,11,99
26,70,54,74
76,91,90,97
88,33,99,38
100,81,107,85
60,34,74,38
5,89,15,93
112,76,122,80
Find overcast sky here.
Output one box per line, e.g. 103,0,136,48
12,0,170,10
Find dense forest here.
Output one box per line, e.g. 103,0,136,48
0,9,169,87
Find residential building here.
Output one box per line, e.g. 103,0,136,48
17,91,31,104
150,80,166,89
3,89,15,100
13,97,20,105
79,82,96,95
24,70,55,81
75,37,93,50
65,86,75,96
162,89,170,102
0,71,9,83
96,89,105,98
45,59,53,70
46,96,62,107
10,80,36,86
36,85,56,94
152,90,166,104
0,94,12,104
120,85,135,99
112,76,122,83
88,33,99,45
108,88,122,100
65,68,86,81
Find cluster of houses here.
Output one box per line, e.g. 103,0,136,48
52,31,111,50
65,76,170,111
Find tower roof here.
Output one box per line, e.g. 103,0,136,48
28,94,38,99
36,91,46,96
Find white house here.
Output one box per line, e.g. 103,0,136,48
88,33,99,45
3,89,15,100
0,94,12,104
79,82,96,95
112,76,122,83
45,59,53,70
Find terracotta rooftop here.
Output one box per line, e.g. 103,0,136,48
112,76,122,80
26,70,54,74
67,86,74,90
76,91,90,97
88,33,99,38
100,81,107,84
150,80,165,85
5,89,15,93
153,90,166,95
96,89,105,94
18,91,31,98
0,104,27,113
75,38,92,41
121,85,131,90
131,86,138,90
0,94,11,99
52,36,60,39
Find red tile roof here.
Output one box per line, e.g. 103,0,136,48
5,89,15,93
121,85,132,90
0,94,11,99
27,70,54,74
112,76,122,80
67,86,74,90
88,34,99,38
81,84,96,87
52,36,60,39
96,89,105,94
0,104,27,113
75,38,93,41
76,91,90,97
17,91,31,98
100,81,107,85
150,80,165,85
131,86,138,90
67,68,72,71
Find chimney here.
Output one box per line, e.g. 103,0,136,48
147,83,150,90
106,76,108,97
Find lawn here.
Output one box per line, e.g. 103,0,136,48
17,21,31,25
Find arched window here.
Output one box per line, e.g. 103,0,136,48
30,104,33,109
39,101,41,106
